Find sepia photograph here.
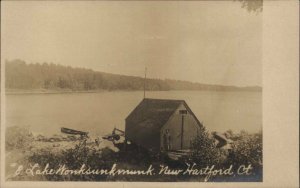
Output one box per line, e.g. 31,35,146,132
1,0,297,186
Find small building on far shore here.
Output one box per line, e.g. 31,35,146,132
125,98,203,152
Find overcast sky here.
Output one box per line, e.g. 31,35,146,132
2,1,262,87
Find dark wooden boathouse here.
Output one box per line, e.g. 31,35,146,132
125,98,203,152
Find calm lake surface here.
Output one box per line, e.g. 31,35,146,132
6,91,262,136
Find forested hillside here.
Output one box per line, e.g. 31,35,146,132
5,59,262,92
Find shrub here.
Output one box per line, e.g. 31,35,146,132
27,141,118,181
226,131,262,168
6,126,34,151
190,126,225,166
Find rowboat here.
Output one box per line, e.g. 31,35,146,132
61,127,88,136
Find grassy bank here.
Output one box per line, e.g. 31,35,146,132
5,126,262,182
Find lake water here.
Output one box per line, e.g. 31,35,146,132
5,90,262,136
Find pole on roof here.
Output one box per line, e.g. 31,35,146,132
143,67,147,99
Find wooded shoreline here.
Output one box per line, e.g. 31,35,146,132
5,88,262,95
5,60,262,93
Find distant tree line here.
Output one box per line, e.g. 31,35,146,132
5,59,262,92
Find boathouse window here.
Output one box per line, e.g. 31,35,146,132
179,110,187,115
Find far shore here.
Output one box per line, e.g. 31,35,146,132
5,88,262,95
5,89,136,95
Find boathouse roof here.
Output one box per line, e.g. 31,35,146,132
126,98,202,131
